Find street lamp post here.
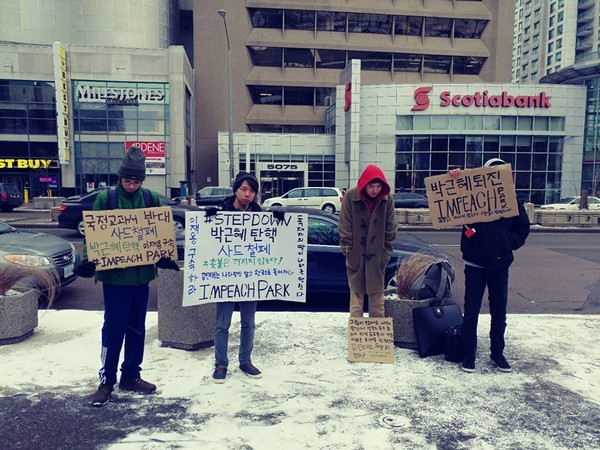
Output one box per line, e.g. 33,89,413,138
218,9,235,186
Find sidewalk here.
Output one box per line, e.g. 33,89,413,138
0,311,598,449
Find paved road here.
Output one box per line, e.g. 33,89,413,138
3,209,600,314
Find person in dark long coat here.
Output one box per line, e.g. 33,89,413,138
338,164,397,317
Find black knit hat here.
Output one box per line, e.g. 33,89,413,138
118,146,146,181
233,171,259,193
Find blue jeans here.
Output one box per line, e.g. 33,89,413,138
462,265,509,359
214,301,257,368
99,284,149,385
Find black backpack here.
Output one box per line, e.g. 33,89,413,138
410,260,454,301
107,187,154,209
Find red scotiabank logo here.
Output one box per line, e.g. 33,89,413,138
344,83,352,112
411,87,551,111
411,86,432,111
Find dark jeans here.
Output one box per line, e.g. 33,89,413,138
98,284,149,385
462,265,509,359
214,301,257,368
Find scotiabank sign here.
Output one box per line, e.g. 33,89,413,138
411,87,551,111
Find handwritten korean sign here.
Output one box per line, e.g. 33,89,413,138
425,164,519,229
182,211,308,306
348,317,394,364
83,206,176,270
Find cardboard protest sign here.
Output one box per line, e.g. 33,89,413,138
182,211,308,306
83,206,176,270
347,317,394,364
425,164,519,229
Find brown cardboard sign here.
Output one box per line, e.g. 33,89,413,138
83,206,177,270
425,164,519,229
347,317,394,364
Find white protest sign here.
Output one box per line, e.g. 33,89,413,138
182,211,308,306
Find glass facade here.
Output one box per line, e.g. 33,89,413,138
240,154,336,187
0,80,61,195
395,115,566,205
72,81,170,192
583,78,600,198
248,46,485,76
249,8,487,40
0,80,57,135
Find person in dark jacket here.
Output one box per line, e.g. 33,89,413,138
450,158,530,373
338,164,397,317
212,171,263,384
77,146,180,407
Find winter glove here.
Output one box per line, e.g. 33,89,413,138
76,259,96,278
156,257,180,271
272,210,285,221
205,207,219,217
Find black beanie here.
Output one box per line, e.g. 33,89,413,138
233,171,259,193
118,146,146,181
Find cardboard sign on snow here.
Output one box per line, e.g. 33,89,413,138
425,164,519,229
83,206,176,270
347,317,394,364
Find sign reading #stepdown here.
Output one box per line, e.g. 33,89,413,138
182,211,308,306
425,164,519,229
83,206,176,270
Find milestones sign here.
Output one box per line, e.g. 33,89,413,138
83,207,176,270
425,164,519,229
183,211,308,306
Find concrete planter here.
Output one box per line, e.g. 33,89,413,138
384,294,434,349
157,268,216,350
0,289,39,345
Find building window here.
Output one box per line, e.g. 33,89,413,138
348,51,391,71
248,46,283,67
453,19,487,38
556,38,562,49
284,10,315,31
395,16,423,36
548,42,554,52
393,53,422,72
0,80,56,135
315,49,346,69
424,17,452,37
452,56,485,75
316,11,346,32
549,29,554,39
347,13,392,34
423,55,451,73
284,48,314,68
249,8,283,28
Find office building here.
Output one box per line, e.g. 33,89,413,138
195,0,515,188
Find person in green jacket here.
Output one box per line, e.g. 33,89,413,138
77,146,179,407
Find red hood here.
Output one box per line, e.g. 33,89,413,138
357,164,391,203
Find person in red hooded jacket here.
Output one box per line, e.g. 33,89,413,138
338,165,397,317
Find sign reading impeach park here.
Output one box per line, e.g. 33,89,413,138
425,164,519,229
182,211,308,306
83,206,176,270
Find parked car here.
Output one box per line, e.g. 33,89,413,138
393,192,429,208
0,183,24,212
194,186,231,206
540,196,600,210
175,207,454,296
0,219,80,306
262,187,344,214
57,188,200,237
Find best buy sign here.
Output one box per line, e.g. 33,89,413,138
0,159,54,169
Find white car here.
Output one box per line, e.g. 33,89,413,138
540,196,600,210
262,187,344,213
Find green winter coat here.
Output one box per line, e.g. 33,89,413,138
338,166,397,295
82,183,160,286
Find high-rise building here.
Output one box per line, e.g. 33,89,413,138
194,1,515,187
510,0,598,84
